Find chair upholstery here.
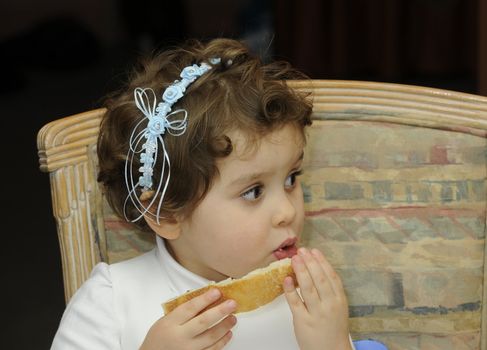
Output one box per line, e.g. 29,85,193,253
37,80,487,349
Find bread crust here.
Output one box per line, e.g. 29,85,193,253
162,258,295,314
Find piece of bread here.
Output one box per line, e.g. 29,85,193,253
162,258,295,314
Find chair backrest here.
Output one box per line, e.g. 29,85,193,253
38,80,487,350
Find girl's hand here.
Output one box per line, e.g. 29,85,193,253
140,289,237,350
283,248,352,350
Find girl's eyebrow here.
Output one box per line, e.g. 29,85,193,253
229,171,271,188
228,151,304,187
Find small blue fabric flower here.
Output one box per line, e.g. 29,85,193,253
140,153,154,165
155,103,171,117
143,140,157,153
147,116,167,136
138,175,153,189
163,84,184,104
139,166,153,176
180,64,202,81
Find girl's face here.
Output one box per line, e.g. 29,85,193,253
166,124,305,282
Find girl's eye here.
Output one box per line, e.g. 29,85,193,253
285,170,303,189
241,185,263,201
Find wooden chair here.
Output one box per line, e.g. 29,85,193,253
38,80,487,350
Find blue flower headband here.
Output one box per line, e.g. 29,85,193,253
124,58,220,223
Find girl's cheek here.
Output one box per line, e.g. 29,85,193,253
231,233,261,252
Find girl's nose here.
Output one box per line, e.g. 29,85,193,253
272,193,297,227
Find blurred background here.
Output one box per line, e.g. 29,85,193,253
1,0,486,348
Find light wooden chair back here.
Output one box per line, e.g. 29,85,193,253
38,80,487,349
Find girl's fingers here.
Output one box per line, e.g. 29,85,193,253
283,276,306,315
186,298,238,337
290,254,321,308
195,315,237,349
170,288,224,325
298,248,336,301
311,248,345,297
205,330,233,350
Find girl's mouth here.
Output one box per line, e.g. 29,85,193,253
273,237,298,260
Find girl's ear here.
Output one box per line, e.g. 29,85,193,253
144,214,182,240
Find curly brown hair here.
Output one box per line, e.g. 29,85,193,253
97,38,312,231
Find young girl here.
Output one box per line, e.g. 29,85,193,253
51,38,358,350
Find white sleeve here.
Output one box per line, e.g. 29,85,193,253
51,263,120,350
